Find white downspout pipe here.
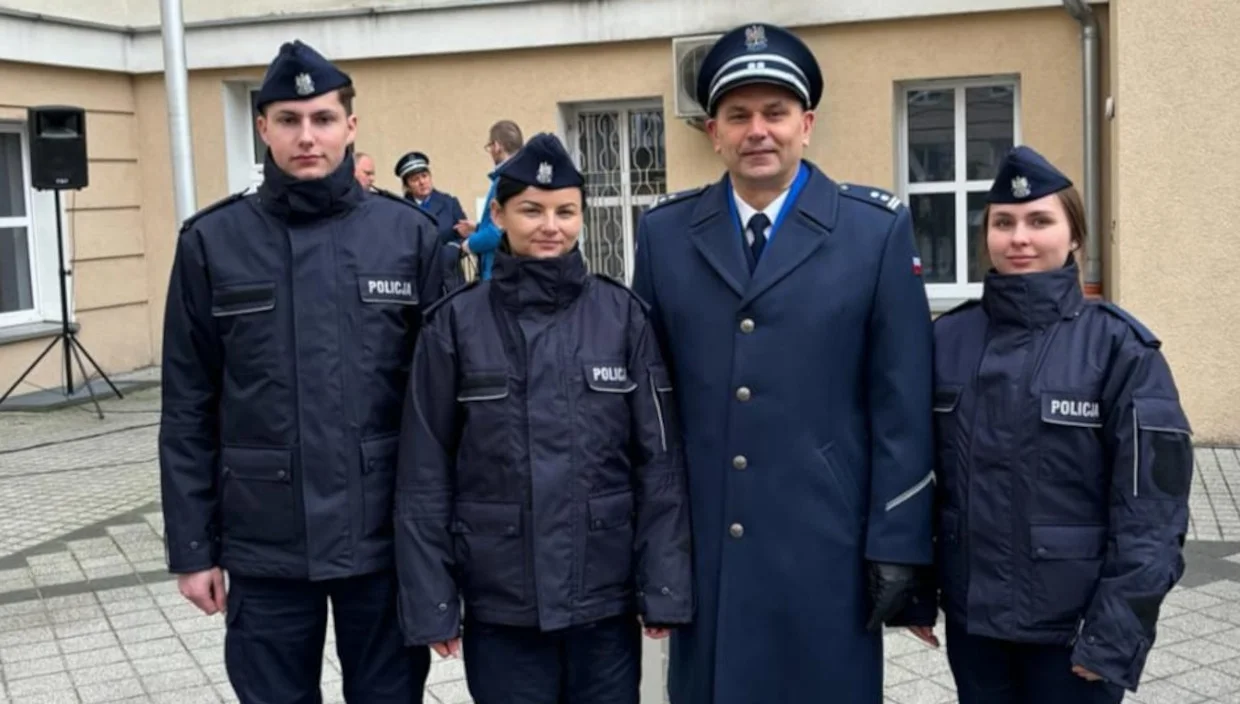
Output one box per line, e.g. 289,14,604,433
160,0,197,225
1063,0,1102,296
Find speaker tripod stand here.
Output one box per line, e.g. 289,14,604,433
0,190,122,419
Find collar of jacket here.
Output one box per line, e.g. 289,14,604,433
490,245,588,312
257,149,364,224
981,254,1085,328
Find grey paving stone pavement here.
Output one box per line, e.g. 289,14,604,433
0,378,1238,703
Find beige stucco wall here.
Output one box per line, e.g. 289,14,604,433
0,61,151,396
1110,1,1239,444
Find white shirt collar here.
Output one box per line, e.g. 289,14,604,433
733,187,791,245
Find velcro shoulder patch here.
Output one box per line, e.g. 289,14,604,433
179,191,249,234
1097,301,1161,348
838,183,904,213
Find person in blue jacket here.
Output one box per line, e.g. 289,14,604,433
932,145,1193,702
159,39,441,703
631,22,936,704
393,133,692,704
460,120,524,280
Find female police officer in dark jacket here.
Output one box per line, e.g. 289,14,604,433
393,133,692,704
932,145,1193,702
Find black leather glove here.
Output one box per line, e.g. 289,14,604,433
865,562,917,632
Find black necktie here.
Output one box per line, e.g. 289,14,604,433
747,213,771,270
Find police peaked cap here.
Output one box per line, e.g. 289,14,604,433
987,145,1074,204
254,40,352,113
696,23,824,116
494,133,584,189
395,151,431,179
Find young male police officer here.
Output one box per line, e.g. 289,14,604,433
631,23,936,704
159,40,441,702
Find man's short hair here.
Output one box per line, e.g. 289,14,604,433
489,120,524,155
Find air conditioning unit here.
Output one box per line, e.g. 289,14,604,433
672,34,721,128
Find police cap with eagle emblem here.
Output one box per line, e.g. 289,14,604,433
493,132,584,190
254,40,352,113
695,22,823,116
987,145,1073,204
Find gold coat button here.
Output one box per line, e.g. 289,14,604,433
732,455,748,470
736,387,751,402
739,318,755,333
729,523,744,538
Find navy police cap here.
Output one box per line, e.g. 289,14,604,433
494,133,584,190
395,151,431,179
987,145,1074,204
255,40,352,113
696,23,823,116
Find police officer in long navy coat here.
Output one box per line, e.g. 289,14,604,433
393,134,692,704
932,146,1193,702
159,40,442,702
631,23,936,704
396,151,470,245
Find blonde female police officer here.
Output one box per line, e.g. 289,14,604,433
393,133,692,704
931,145,1193,702
160,40,442,702
632,22,936,704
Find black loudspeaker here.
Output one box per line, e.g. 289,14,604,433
28,106,88,190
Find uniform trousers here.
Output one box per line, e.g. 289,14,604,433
946,620,1125,704
462,613,642,704
224,569,429,704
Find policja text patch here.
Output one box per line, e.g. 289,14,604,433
358,275,417,305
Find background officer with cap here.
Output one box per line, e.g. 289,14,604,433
631,22,935,703
395,151,476,293
394,133,691,704
932,145,1192,702
395,151,469,245
159,39,441,702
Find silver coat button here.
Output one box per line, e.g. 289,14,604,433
729,523,744,538
736,387,751,402
739,318,755,333
732,455,748,470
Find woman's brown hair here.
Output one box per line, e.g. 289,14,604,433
975,185,1088,272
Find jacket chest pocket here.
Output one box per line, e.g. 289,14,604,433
933,386,964,501
356,274,417,369
449,502,525,605
211,282,279,376
457,371,512,467
580,362,636,448
1037,391,1105,490
219,446,298,546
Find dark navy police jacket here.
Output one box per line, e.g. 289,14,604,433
933,259,1192,691
408,189,469,245
159,154,443,582
393,247,692,644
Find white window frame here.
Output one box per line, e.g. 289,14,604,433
896,75,1022,306
222,81,265,193
0,121,66,328
562,99,666,284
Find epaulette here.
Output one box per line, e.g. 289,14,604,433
422,280,481,320
1096,301,1161,348
647,185,707,213
372,188,438,226
935,298,981,320
590,273,651,312
179,190,248,234
837,183,904,213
